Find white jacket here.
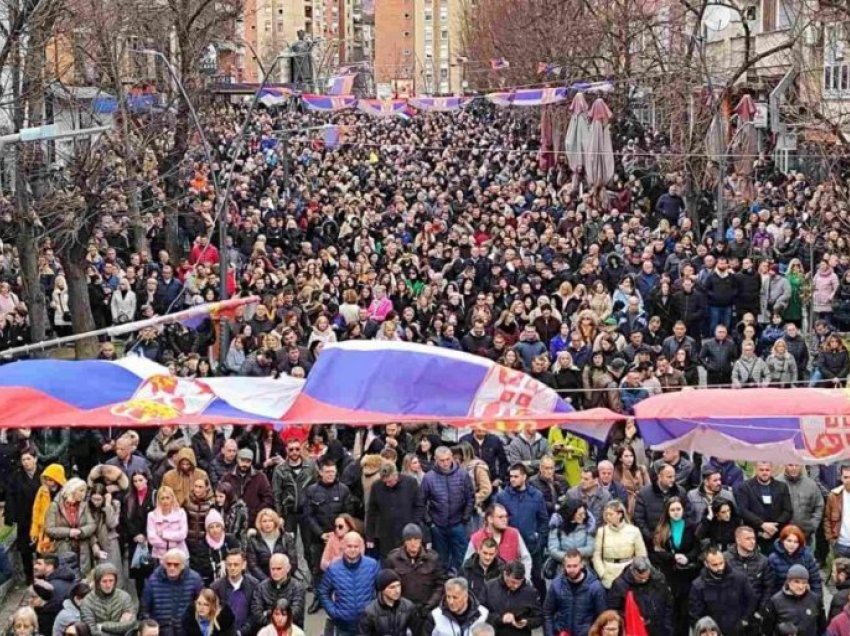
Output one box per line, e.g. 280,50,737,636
110,289,137,323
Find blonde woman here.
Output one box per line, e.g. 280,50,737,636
146,485,189,561
45,478,96,575
766,338,798,388
7,607,39,636
51,275,71,336
181,588,236,636
592,499,647,588
246,508,297,581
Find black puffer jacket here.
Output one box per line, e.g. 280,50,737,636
723,544,774,610
245,531,298,581
461,554,505,599
761,587,826,636
358,596,418,636
250,575,306,628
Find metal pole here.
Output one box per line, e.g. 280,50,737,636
694,36,725,240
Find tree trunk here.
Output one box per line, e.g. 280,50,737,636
15,210,47,348
65,248,98,359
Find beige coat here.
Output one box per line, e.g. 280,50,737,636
592,521,647,588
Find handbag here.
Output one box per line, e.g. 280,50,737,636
543,555,560,579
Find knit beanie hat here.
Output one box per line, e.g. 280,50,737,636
375,568,400,592
205,508,225,529
786,564,809,581
402,523,423,541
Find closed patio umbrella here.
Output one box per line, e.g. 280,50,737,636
584,97,615,187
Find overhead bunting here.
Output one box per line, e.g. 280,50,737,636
484,87,569,107
407,96,472,112
357,98,409,118
301,94,357,112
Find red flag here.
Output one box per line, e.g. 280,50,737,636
624,590,649,636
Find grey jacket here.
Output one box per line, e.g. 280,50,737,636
777,473,824,538
506,434,550,471
686,486,736,522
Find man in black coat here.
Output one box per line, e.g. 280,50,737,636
460,426,509,486
384,524,446,619
461,538,505,599
359,569,418,636
481,560,543,636
33,554,77,635
211,550,259,636
366,463,425,559
250,553,306,629
633,464,690,546
733,462,793,554
689,548,756,636
724,525,774,614
608,557,673,636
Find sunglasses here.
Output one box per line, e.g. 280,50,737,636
335,524,347,530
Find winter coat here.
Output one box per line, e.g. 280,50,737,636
190,431,225,475
365,473,425,559
505,433,550,472
731,354,770,388
765,352,798,386
191,534,239,585
735,269,762,315
384,546,446,610
733,477,792,538
672,289,707,332
88,500,122,582
420,460,475,528
140,564,204,636
704,271,738,307
251,575,306,628
830,604,850,636
724,544,774,609
52,598,80,636
271,458,316,519
8,467,40,542
31,464,67,551
459,432,509,483
79,563,136,636
422,597,489,636
123,486,156,552
461,554,505,599
695,497,743,553
762,587,826,636
767,539,822,596
686,486,736,523
180,603,236,636
160,448,211,506
699,337,738,374
37,565,76,635
704,458,745,489
592,520,647,588
565,487,611,532
245,530,298,581
210,573,260,633
219,467,273,526
45,498,96,575
548,522,595,562
358,596,418,636
777,472,825,538
318,555,380,632
495,485,549,553
814,268,840,312
542,569,606,636
633,482,689,546
303,479,352,538
608,565,673,636
649,521,700,594
110,289,137,324
760,275,792,320
146,506,189,560
688,565,756,636
208,457,236,488
818,348,850,382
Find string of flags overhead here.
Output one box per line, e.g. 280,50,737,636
256,79,615,114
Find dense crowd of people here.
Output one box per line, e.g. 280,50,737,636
0,97,849,635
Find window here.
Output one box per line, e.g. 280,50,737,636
403,30,411,37
824,62,850,98
440,68,448,79
440,29,448,39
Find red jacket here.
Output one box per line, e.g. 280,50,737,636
189,242,220,265
470,526,522,563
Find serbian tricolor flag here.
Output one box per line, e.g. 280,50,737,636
327,74,356,96
407,96,471,112
357,98,409,118
0,341,621,432
301,94,356,112
490,57,510,70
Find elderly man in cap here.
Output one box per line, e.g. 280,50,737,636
762,564,826,636
385,523,446,621
219,448,274,525
366,462,424,560
359,569,418,636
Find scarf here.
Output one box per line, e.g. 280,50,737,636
671,518,685,549
136,486,149,506
207,533,226,550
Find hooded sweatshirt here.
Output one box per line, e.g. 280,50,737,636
161,447,211,506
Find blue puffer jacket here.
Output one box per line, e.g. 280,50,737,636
543,568,607,636
318,555,380,631
421,461,475,528
495,485,549,552
141,565,204,636
767,539,822,596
